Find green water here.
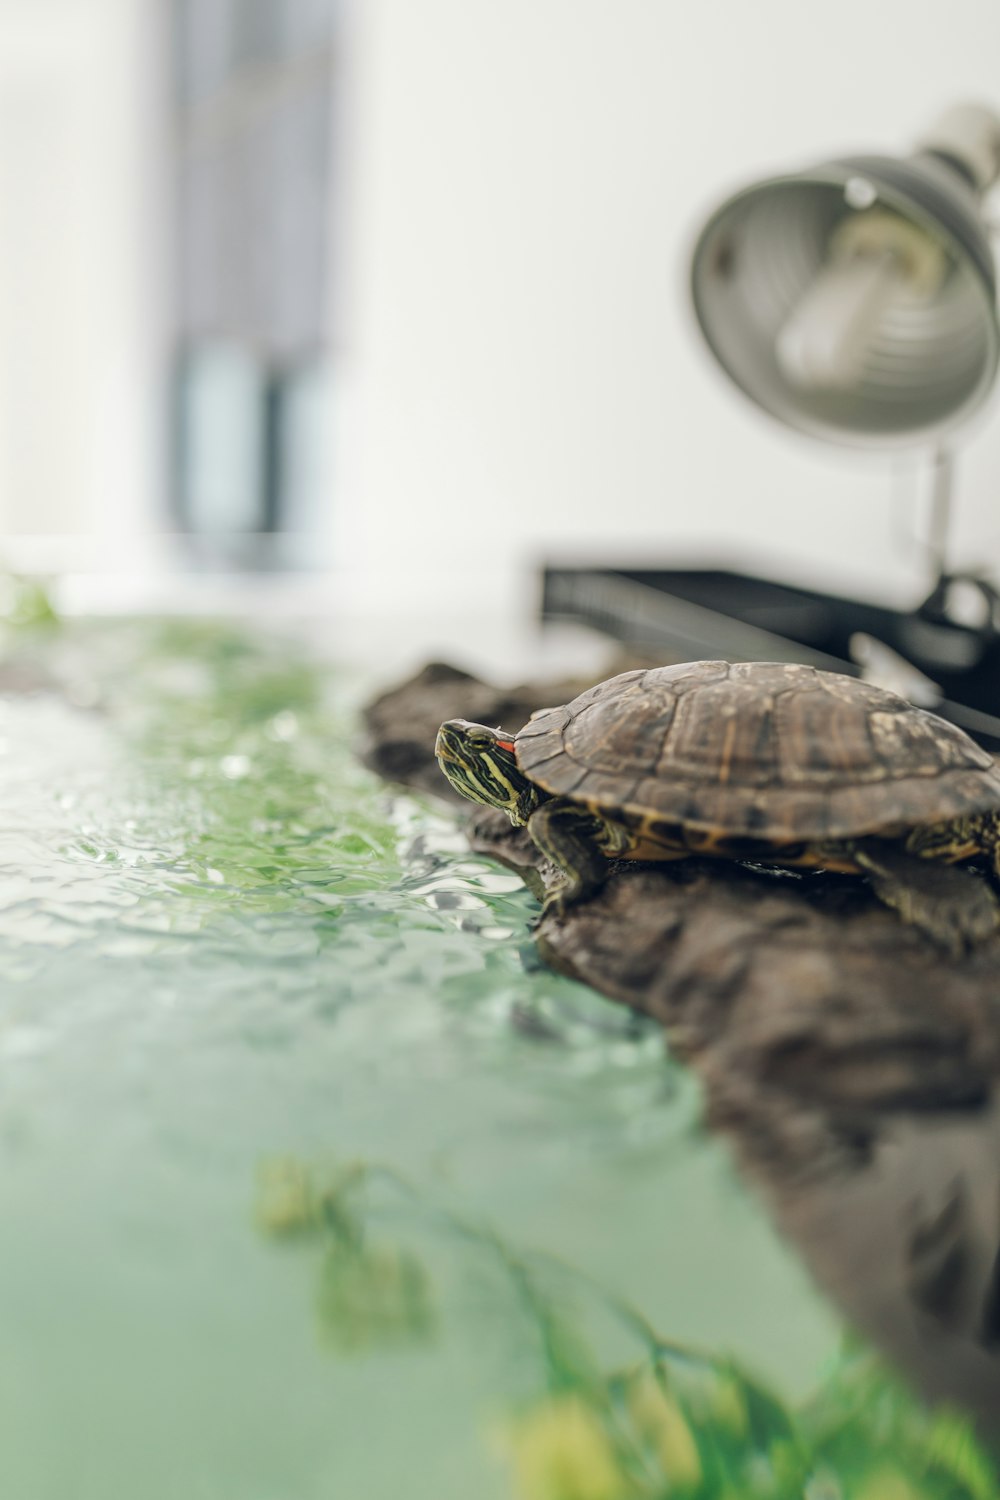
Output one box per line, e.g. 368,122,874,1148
0,617,843,1499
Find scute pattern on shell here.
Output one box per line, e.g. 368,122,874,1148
515,661,1000,844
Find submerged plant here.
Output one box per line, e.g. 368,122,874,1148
315,1240,436,1354
256,1156,437,1353
504,1395,634,1500
255,1156,1000,1500
0,570,58,633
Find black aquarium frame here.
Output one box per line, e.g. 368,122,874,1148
540,566,1000,750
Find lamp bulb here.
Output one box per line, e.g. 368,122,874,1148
775,209,947,392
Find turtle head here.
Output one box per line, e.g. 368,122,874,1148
434,720,539,825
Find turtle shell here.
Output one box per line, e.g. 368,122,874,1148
514,661,1000,845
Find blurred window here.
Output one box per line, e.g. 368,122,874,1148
175,344,267,538
170,0,340,560
270,360,333,538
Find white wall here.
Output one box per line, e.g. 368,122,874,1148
338,0,1000,624
0,0,163,560
2,0,999,630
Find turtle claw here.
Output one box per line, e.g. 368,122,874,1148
540,889,571,922
540,873,607,921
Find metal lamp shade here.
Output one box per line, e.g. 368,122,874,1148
690,152,1000,448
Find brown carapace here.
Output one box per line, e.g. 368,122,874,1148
437,661,1000,951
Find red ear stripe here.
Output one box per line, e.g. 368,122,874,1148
495,738,516,753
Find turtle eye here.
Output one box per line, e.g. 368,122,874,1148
465,726,494,746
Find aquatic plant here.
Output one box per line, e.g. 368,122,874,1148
256,1157,1000,1500
0,569,58,632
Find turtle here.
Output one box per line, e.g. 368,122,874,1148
434,659,1000,950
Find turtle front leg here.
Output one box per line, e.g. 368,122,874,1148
526,800,615,916
845,838,1000,954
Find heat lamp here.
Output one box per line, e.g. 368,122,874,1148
542,105,1000,739
686,102,1000,724
691,103,1000,450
